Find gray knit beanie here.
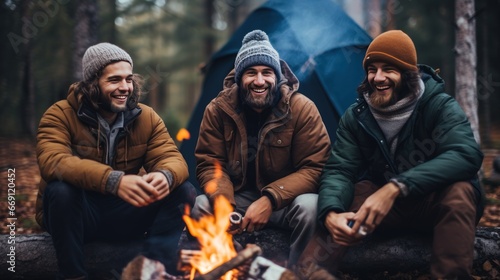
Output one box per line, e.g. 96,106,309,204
82,42,133,81
234,30,281,85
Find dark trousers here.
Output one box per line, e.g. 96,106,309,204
43,180,196,279
298,180,478,279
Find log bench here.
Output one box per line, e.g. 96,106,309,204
1,227,499,279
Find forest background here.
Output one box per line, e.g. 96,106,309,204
1,0,500,233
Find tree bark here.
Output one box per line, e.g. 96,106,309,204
479,6,491,147
72,0,98,82
367,0,382,37
20,0,35,137
455,0,480,144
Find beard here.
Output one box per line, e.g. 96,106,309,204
368,91,398,108
98,95,129,113
240,83,278,110
368,82,402,108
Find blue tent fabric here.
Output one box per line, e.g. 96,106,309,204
180,0,372,189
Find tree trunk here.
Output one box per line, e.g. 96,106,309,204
454,0,480,144
20,0,36,137
72,0,98,82
342,0,365,30
227,0,240,34
204,0,215,61
367,0,382,37
479,6,491,147
385,0,396,31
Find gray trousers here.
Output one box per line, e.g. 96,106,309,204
191,189,318,266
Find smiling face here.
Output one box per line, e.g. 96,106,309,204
366,62,403,108
240,65,277,112
97,61,133,122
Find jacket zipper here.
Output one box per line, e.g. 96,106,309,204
356,116,398,174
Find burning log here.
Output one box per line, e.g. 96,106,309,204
178,249,203,272
193,244,262,280
180,244,300,280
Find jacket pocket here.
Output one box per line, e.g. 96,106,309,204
72,142,100,161
263,129,293,176
115,144,147,172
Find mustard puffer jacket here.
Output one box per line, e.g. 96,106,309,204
35,83,188,227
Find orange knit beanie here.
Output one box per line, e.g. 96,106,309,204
363,30,418,72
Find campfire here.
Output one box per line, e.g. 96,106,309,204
122,161,314,280
182,195,238,279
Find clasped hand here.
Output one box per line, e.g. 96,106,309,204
117,172,170,207
325,182,400,246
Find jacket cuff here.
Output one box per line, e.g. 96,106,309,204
159,170,174,190
262,191,277,210
390,178,409,197
105,171,125,195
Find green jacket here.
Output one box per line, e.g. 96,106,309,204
318,65,484,223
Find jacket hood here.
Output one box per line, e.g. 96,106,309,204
418,64,445,105
66,82,81,111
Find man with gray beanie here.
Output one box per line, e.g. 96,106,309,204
36,42,196,279
193,30,331,267
295,30,484,279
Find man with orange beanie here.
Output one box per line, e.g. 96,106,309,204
295,30,484,279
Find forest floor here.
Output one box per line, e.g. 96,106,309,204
1,130,500,279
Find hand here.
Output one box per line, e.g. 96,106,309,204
352,182,400,232
324,211,360,246
240,196,273,233
117,174,159,207
142,172,170,201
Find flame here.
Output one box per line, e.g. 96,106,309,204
205,160,222,195
176,128,191,142
183,196,237,279
182,161,236,279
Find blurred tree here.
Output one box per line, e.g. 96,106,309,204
1,0,77,137
72,0,98,82
476,0,500,148
204,0,215,59
20,0,35,137
1,1,28,136
367,0,382,37
99,0,118,43
455,0,479,144
118,0,217,127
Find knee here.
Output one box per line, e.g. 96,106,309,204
191,195,211,219
290,194,318,220
43,181,82,206
172,181,198,207
440,182,476,209
437,182,477,220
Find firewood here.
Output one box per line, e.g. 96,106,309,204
121,255,166,280
178,249,202,272
248,256,300,280
194,244,262,280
